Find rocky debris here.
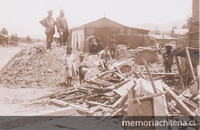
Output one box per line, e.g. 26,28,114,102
132,47,158,65
115,44,128,60
0,45,100,88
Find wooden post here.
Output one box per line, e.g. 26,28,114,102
185,48,198,90
175,55,185,88
141,56,158,94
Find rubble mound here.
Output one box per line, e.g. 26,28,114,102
115,44,128,60
133,47,158,65
0,45,100,88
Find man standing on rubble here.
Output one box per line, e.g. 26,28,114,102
98,45,112,70
162,44,173,73
56,10,69,47
40,10,56,52
109,35,117,58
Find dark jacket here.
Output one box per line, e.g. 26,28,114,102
56,16,68,32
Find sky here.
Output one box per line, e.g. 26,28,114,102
0,0,192,39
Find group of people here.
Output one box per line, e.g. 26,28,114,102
40,9,174,86
63,44,114,87
40,9,69,52
63,46,89,86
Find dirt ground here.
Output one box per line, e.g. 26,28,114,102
0,44,62,116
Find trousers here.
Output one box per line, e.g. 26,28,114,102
45,28,55,50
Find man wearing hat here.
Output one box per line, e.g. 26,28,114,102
56,10,69,46
40,10,56,52
162,44,173,73
109,35,118,58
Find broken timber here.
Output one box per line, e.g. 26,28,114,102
162,81,196,116
50,99,94,115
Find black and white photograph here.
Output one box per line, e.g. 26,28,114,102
0,0,199,129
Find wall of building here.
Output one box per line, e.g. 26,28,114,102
71,29,85,50
189,0,199,48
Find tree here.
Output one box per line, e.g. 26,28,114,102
26,35,32,43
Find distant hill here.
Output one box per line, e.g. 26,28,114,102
136,19,187,31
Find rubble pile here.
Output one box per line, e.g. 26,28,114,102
129,47,158,64
49,59,135,116
0,45,100,88
115,44,128,60
0,45,66,87
0,44,199,129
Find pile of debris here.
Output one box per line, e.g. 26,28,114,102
128,47,158,64
39,56,199,119
48,58,135,116
0,45,100,88
114,44,128,60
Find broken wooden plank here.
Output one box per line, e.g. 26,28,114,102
29,89,67,102
143,72,178,75
84,78,114,87
50,99,94,115
115,79,135,96
175,56,185,89
62,94,85,102
113,72,125,80
111,95,126,109
85,99,112,108
94,78,115,87
114,66,123,75
162,81,196,116
114,79,131,89
178,88,190,98
117,94,128,109
112,104,127,116
185,47,198,93
128,91,167,103
141,56,158,94
182,98,198,108
127,88,134,116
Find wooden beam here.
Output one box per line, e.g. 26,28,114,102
50,99,94,115
111,95,124,109
85,99,112,108
141,56,158,94
84,79,114,87
114,66,123,75
117,94,128,109
185,47,198,95
128,91,167,103
114,79,135,96
127,88,134,116
143,72,178,75
175,56,185,88
112,104,127,116
162,81,196,116
62,94,85,102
